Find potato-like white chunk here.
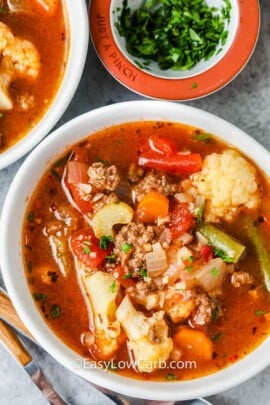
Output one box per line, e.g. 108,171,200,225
80,270,121,359
116,296,173,373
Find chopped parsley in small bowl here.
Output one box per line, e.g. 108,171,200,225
111,0,238,79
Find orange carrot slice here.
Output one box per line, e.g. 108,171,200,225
136,191,169,223
173,327,213,361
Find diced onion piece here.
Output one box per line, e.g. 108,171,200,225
178,246,193,261
36,0,58,15
152,242,163,252
67,161,89,185
195,231,209,246
174,232,193,246
194,258,227,292
174,193,189,203
145,248,168,277
158,228,171,246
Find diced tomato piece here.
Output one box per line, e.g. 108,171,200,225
149,135,177,156
201,245,214,262
169,201,193,239
71,145,89,163
138,151,202,176
68,185,92,214
115,265,136,289
70,229,110,268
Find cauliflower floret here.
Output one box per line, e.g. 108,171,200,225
116,295,173,373
191,149,260,223
3,38,40,78
0,22,13,52
0,21,40,110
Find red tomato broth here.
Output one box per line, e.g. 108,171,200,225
0,1,68,152
23,121,270,381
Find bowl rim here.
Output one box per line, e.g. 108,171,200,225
1,100,270,401
89,0,260,100
0,0,89,170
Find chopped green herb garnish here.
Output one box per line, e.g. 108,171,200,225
211,267,219,278
51,168,61,181
123,272,133,279
48,271,58,283
121,243,133,253
33,293,47,303
83,240,92,254
197,203,205,223
100,235,113,250
213,248,234,263
192,82,198,89
187,255,195,263
83,244,91,255
211,332,223,341
106,254,116,264
95,157,110,166
27,261,33,273
116,0,231,71
212,306,220,321
140,268,148,279
27,211,35,222
109,280,116,293
0,6,7,15
186,265,193,273
53,153,70,168
50,304,61,319
193,132,212,143
166,373,178,381
255,310,268,317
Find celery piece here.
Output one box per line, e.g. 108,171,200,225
197,222,246,264
243,218,270,292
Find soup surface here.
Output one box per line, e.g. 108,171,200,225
0,0,68,152
23,121,270,381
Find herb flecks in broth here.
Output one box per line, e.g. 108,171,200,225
23,121,270,381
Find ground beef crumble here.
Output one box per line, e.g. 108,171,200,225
132,172,179,201
87,162,120,191
113,222,159,272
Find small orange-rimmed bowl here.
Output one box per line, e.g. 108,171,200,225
89,0,260,100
